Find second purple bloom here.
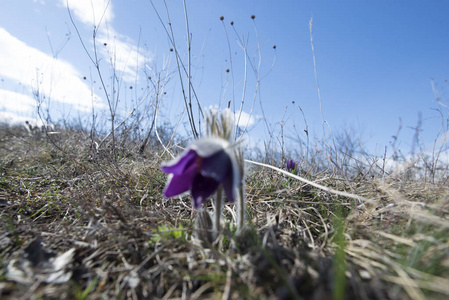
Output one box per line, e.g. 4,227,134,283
286,159,299,172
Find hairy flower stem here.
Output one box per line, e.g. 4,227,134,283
234,148,245,232
237,185,245,231
214,187,223,236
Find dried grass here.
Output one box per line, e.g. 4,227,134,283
1,125,448,299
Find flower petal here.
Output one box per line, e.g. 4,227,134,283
200,149,233,183
162,150,200,198
161,149,199,175
286,160,294,170
190,137,229,158
191,174,220,209
163,174,189,197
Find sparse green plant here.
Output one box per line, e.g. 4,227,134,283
151,224,187,243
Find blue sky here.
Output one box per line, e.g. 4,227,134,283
1,0,448,156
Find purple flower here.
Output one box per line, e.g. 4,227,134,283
161,137,238,209
286,159,298,172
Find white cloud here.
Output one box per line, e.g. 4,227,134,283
0,27,104,112
1,1,152,126
0,111,34,125
63,0,151,82
0,90,36,113
234,110,257,127
0,111,50,128
64,0,113,27
380,146,449,180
